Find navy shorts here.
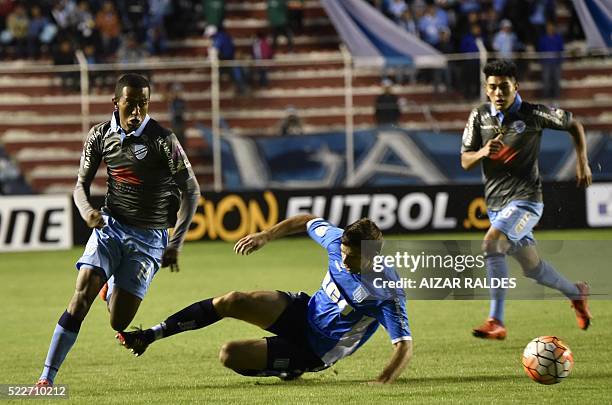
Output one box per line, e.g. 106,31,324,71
265,291,327,373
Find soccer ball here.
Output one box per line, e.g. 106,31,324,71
522,336,574,385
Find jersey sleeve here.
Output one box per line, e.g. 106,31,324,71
376,296,412,344
161,132,196,185
77,125,103,186
461,108,482,153
307,218,343,250
163,132,200,249
533,104,572,131
74,125,104,222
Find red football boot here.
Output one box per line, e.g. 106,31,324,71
98,282,109,302
472,318,507,340
571,282,592,330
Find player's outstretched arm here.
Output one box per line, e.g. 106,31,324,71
371,340,413,384
163,175,201,272
567,119,592,188
234,214,318,255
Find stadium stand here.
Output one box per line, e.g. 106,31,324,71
0,0,610,194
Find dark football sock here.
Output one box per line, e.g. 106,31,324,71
147,298,221,342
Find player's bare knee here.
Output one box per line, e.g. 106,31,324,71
218,342,238,368
482,234,508,255
482,241,499,255
218,291,249,314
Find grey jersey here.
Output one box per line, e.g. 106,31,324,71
461,100,572,210
78,113,196,229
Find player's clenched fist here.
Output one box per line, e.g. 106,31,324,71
86,210,105,229
234,232,270,255
481,133,504,158
161,246,180,272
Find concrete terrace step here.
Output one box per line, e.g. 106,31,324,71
222,16,335,38
1,72,611,105
0,102,600,132
0,58,610,96
2,97,610,141
0,78,610,121
166,34,340,57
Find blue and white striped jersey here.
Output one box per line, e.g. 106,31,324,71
304,218,411,365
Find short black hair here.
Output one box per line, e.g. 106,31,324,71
341,218,383,253
483,59,517,80
114,73,150,99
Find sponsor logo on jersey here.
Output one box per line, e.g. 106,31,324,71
462,110,476,146
159,138,176,174
511,120,526,133
551,107,565,119
132,144,148,160
534,109,563,126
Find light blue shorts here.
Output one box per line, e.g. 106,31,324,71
77,214,168,300
488,200,543,247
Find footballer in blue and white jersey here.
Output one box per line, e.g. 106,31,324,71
305,218,411,365
117,214,413,384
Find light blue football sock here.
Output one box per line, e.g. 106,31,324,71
39,311,81,384
487,254,508,323
525,260,580,299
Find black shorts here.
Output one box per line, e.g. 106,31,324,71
264,291,327,373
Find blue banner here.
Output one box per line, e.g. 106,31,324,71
213,129,612,190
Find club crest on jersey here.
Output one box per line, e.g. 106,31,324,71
511,120,526,133
352,285,369,303
131,144,148,160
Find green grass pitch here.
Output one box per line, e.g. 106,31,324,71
1,230,611,404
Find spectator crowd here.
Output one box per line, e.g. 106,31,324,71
369,0,574,100
0,0,581,100
0,0,203,62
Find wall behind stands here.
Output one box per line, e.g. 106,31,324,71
67,182,610,245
